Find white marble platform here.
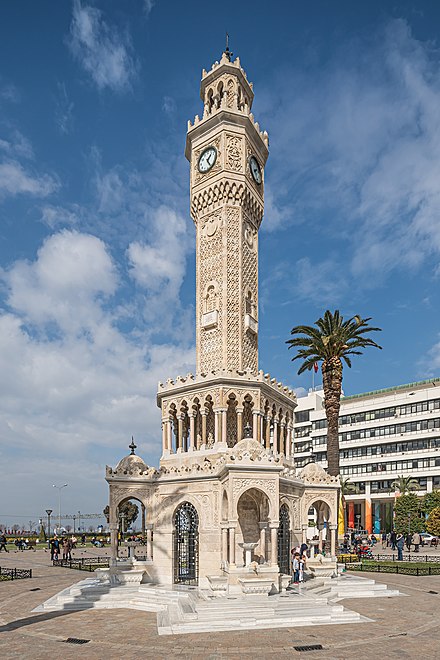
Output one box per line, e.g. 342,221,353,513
34,572,403,635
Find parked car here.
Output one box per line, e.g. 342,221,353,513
420,533,438,546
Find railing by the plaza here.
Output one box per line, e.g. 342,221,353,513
52,555,148,571
345,561,440,576
0,567,32,580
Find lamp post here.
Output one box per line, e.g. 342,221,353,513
45,509,53,548
73,515,76,534
356,514,361,531
53,484,68,533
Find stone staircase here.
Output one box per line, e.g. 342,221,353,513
298,574,401,601
34,573,397,634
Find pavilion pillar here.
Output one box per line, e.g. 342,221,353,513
302,524,308,545
141,503,146,535
265,417,271,449
236,407,243,440
167,418,173,454
330,524,337,558
214,410,220,444
253,411,261,442
259,523,267,562
189,412,195,451
280,422,286,455
221,408,227,445
201,411,207,446
146,525,153,561
285,425,292,459
221,524,229,563
229,523,236,565
161,420,167,455
273,419,279,454
109,521,118,560
270,525,279,566
177,416,183,452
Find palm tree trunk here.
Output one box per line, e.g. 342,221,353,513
322,357,343,477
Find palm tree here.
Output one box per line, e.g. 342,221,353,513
391,475,420,495
287,310,382,476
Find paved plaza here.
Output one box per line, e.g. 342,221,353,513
0,547,439,659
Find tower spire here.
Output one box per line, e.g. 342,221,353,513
224,32,233,61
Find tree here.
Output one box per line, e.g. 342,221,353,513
391,475,420,495
287,310,382,476
423,490,440,515
393,493,425,534
103,501,139,528
426,507,440,536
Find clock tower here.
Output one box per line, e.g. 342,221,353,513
185,48,269,375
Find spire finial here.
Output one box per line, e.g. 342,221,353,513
224,32,233,62
129,436,137,455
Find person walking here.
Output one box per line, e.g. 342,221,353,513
412,532,421,553
299,554,307,583
406,533,412,552
390,530,397,550
381,531,387,549
396,533,405,561
0,533,8,552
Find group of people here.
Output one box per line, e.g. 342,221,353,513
50,536,74,561
381,530,422,554
290,543,309,585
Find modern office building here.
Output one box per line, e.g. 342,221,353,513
293,378,440,533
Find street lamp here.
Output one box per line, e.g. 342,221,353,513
73,515,76,534
45,509,53,548
53,484,68,533
356,514,361,531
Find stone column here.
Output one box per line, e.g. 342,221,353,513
109,521,118,560
317,522,324,552
273,419,279,454
236,407,243,441
141,503,146,536
302,524,308,544
189,412,195,451
214,410,220,444
259,523,267,562
177,416,183,452
285,425,292,459
329,524,337,558
146,525,153,560
253,411,260,441
280,422,286,455
221,524,229,564
221,408,227,445
229,523,236,565
167,418,173,453
161,420,167,455
265,416,271,450
201,411,207,446
270,525,279,566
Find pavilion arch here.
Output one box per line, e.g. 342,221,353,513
236,487,270,564
109,492,150,537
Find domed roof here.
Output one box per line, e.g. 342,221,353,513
233,437,263,453
115,438,148,473
299,462,338,484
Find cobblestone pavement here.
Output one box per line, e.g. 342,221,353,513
0,549,439,659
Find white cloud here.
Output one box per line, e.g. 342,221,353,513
0,227,195,515
0,160,58,198
143,0,155,17
260,18,440,282
55,82,74,134
68,0,137,92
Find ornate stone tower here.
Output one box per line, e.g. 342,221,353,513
185,49,269,375
157,49,295,458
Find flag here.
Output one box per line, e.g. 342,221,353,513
313,362,319,373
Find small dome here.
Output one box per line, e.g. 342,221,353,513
116,453,147,473
233,437,263,453
114,438,148,473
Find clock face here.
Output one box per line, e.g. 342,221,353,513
198,146,217,173
249,156,262,185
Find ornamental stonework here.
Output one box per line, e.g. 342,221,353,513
226,206,241,371
226,134,243,172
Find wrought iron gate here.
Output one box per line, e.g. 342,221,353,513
173,502,199,585
278,504,291,575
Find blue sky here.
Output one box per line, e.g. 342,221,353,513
1,0,440,524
